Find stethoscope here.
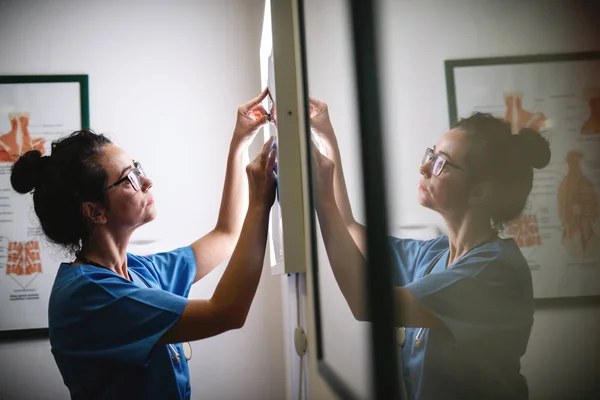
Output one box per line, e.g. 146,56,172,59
396,249,446,349
76,255,193,363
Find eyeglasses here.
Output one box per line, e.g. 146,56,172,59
421,148,465,176
105,161,146,191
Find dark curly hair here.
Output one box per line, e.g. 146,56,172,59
454,112,551,230
10,130,113,255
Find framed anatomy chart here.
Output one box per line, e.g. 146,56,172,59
445,52,600,299
0,75,89,339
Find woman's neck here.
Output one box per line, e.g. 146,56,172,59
444,213,498,266
78,230,131,279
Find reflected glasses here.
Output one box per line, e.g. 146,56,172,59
105,161,146,191
421,148,465,176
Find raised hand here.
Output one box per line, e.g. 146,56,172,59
246,136,278,209
233,88,271,145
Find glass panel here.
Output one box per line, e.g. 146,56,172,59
377,1,600,399
302,0,372,398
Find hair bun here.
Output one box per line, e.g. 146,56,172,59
10,150,48,194
516,128,551,169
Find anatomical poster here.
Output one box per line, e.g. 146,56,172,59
446,54,600,299
0,76,88,337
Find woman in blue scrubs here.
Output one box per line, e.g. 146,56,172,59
309,98,551,399
10,89,277,400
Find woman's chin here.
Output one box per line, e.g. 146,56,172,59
417,192,430,208
143,209,158,224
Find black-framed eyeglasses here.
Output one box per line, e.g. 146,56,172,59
422,148,465,176
105,161,146,191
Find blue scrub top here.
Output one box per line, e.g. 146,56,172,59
389,235,534,400
48,246,196,400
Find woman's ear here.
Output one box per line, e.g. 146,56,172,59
468,181,494,207
81,201,107,225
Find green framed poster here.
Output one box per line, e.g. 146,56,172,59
0,74,89,339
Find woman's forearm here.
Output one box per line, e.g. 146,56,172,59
162,204,272,343
214,138,249,236
324,137,367,254
189,138,251,282
210,203,270,327
316,199,368,320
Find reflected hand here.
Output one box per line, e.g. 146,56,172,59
311,139,336,209
233,88,271,145
309,97,336,146
247,136,277,209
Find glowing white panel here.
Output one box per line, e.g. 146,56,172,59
260,0,285,270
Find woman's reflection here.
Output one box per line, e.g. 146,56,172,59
310,99,551,400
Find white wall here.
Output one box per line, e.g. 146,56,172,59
301,0,600,399
0,1,286,399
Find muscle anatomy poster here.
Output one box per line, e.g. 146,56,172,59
0,77,87,335
448,55,600,298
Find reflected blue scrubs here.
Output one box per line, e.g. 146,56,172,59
49,246,196,399
389,235,534,400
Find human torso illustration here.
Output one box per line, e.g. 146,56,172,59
558,150,599,259
0,112,46,162
580,93,600,135
504,92,547,133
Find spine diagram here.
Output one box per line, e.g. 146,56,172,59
6,241,43,276
507,214,542,248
